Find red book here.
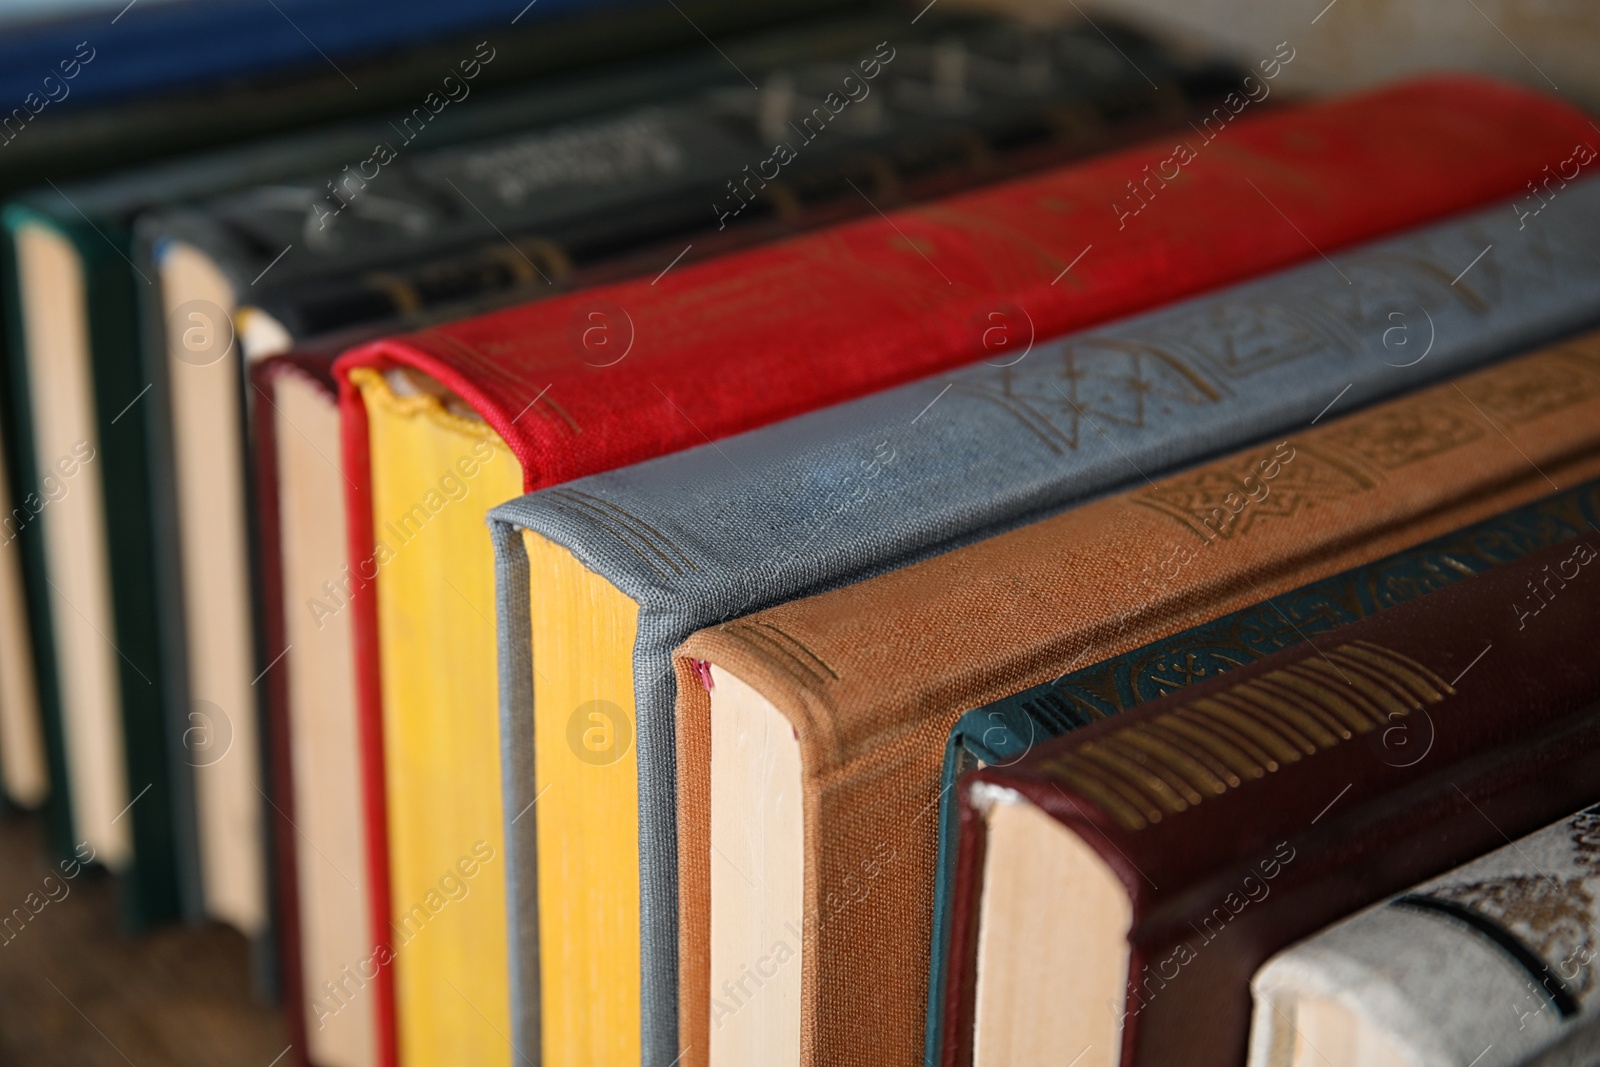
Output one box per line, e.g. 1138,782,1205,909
331,75,1598,1067
339,75,1596,491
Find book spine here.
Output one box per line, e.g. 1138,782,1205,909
336,369,398,1067
253,87,1216,342
1248,802,1600,1066
680,332,1600,1067
250,357,325,1067
248,20,1231,344
344,77,1600,491
960,536,1600,1067
73,215,187,931
928,476,1600,1067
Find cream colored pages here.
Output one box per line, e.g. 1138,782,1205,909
15,223,129,866
160,241,265,934
0,421,47,807
237,307,294,362
972,792,1130,1067
709,666,803,1067
275,371,375,1067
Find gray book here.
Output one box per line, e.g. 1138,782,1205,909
489,177,1600,1066
1249,804,1600,1067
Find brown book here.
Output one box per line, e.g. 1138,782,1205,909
944,533,1600,1067
673,329,1600,1067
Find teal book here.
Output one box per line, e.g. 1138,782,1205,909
925,476,1600,1066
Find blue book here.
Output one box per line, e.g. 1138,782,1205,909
488,177,1600,1066
0,0,641,111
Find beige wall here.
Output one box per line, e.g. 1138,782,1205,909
970,0,1600,112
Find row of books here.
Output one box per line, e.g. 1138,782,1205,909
2,2,1599,1066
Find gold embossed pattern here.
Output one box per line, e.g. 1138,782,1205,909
1039,640,1452,830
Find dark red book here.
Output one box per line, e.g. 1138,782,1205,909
329,75,1598,1065
942,535,1600,1067
250,351,372,1067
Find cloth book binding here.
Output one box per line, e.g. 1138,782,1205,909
0,0,884,935
492,172,1600,1067
238,11,1217,1060
337,75,1600,1067
1248,803,1600,1067
673,330,1600,1066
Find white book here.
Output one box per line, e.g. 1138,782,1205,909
1249,804,1600,1067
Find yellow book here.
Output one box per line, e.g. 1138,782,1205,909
351,369,520,1066
348,361,650,1067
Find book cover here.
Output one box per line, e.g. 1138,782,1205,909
250,351,379,1067
0,0,852,860
0,0,840,190
674,332,1600,1066
335,76,1598,1067
2,206,184,932
1248,804,1600,1067
210,11,1213,1064
490,173,1600,1067
0,0,649,110
926,475,1600,1067
0,0,871,939
146,15,1231,349
946,534,1600,1067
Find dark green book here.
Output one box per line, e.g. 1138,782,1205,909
0,0,851,846
0,0,880,933
924,476,1600,1067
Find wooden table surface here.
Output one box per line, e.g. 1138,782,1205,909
0,809,289,1066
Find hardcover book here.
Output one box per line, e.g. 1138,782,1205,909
148,14,1228,355
945,535,1600,1067
491,172,1600,1067
0,420,45,811
250,351,376,1067
0,0,886,937
233,11,1232,1065
0,0,651,110
926,476,1600,1067
1248,804,1600,1067
335,76,1593,1067
0,0,839,869
674,332,1600,1067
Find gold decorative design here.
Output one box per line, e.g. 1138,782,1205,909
1421,809,1600,1002
1320,401,1484,469
1040,640,1451,830
1459,354,1600,426
364,272,424,315
1132,444,1377,543
505,236,575,285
